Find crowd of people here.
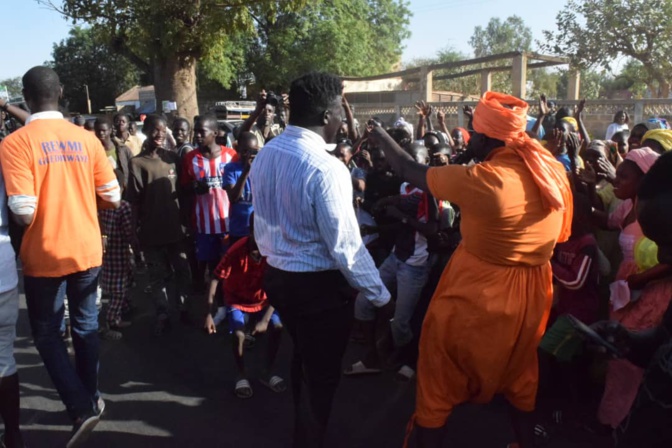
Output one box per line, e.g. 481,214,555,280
0,66,672,448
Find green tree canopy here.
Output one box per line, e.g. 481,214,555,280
542,0,672,98
244,0,411,90
0,77,23,99
51,26,141,114
41,0,411,119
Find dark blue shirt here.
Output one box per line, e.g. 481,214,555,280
223,161,253,237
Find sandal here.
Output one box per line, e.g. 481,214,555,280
260,375,287,393
395,365,415,382
235,379,253,399
343,361,382,376
100,329,123,341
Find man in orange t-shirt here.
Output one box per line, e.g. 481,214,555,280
0,66,120,447
368,92,572,448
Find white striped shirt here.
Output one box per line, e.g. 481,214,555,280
250,125,390,306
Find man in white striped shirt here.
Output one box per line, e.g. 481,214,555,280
251,72,392,447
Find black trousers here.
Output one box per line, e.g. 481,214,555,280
264,266,354,448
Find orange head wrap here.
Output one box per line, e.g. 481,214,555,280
472,92,573,242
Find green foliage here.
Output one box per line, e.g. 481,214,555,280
469,15,532,57
51,26,140,113
245,0,411,90
404,47,480,96
44,0,310,89
0,77,23,98
542,0,672,97
468,15,533,95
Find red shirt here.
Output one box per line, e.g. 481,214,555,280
213,237,267,312
551,233,600,324
182,146,237,234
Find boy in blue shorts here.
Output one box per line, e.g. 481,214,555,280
204,215,285,398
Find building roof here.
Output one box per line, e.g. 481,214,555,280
116,85,155,103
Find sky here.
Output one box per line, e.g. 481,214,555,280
2,0,564,81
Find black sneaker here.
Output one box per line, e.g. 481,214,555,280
66,413,99,448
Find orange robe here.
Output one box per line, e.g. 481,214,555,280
416,146,567,428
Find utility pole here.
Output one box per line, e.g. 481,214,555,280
84,84,92,114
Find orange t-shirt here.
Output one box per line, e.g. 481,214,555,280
0,116,117,277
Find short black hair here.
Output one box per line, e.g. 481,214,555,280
173,117,191,130
22,66,61,103
94,117,113,128
638,151,672,201
198,114,218,131
142,114,166,133
289,72,343,123
74,115,86,126
238,131,258,147
113,113,131,123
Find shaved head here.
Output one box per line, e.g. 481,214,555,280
22,66,61,104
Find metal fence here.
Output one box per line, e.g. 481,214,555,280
350,99,672,138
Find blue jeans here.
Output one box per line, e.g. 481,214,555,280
24,267,101,420
355,253,429,347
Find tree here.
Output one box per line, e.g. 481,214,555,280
469,16,532,58
244,0,411,90
51,27,141,114
468,15,533,95
542,0,672,98
0,77,23,98
403,47,480,97
40,0,313,120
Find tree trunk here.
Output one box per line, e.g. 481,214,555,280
153,55,199,122
660,81,670,99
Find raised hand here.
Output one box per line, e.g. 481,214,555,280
463,105,474,118
578,164,597,185
539,94,550,117
437,109,446,124
574,98,586,118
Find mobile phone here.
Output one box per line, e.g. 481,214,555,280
567,314,623,357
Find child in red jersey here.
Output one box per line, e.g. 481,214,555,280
204,214,285,398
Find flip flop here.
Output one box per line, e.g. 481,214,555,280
343,361,382,376
260,376,287,393
235,379,253,399
395,365,415,382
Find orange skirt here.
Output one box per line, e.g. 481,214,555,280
415,245,553,428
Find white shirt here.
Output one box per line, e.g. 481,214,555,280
605,123,629,141
251,125,390,306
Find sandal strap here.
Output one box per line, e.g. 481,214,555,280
268,376,283,387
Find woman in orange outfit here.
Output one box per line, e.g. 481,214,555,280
368,92,573,448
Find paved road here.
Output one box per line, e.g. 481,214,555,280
14,271,604,448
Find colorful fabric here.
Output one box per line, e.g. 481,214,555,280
0,113,119,277
642,129,672,151
182,146,237,234
625,147,660,173
561,116,578,131
472,92,573,242
99,201,133,296
416,143,568,428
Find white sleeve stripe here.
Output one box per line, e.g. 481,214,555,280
8,195,37,215
96,180,119,192
555,256,591,291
